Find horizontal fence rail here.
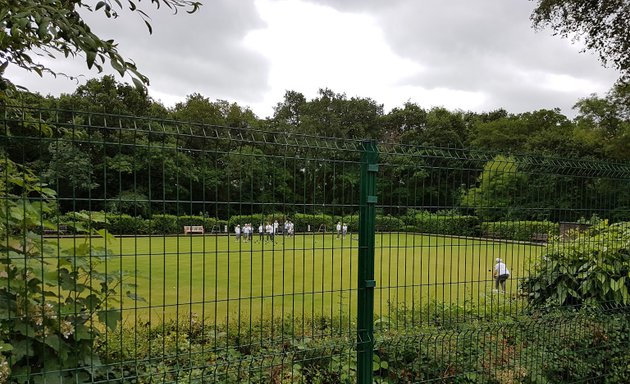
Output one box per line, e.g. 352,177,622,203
1,106,629,383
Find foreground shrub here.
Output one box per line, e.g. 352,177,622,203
1,162,125,383
522,221,630,307
93,301,630,383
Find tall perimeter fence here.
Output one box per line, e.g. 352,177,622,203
2,106,630,383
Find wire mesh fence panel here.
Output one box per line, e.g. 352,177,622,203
1,107,367,383
1,106,630,383
373,145,630,383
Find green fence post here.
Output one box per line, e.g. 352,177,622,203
357,140,378,384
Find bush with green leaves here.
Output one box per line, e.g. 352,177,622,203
93,301,630,383
105,191,150,217
0,160,127,382
481,220,559,241
147,213,181,234
292,213,337,232
521,221,630,307
102,213,149,235
228,213,278,228
412,211,480,236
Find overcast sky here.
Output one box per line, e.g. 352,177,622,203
7,0,621,118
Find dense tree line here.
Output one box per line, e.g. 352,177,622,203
1,76,629,222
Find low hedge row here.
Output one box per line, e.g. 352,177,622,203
58,212,228,235
481,220,559,241
55,211,559,241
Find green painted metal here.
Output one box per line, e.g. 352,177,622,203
357,140,379,384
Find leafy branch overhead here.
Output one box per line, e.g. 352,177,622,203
0,0,201,88
531,0,630,81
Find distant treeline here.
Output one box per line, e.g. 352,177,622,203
2,76,630,222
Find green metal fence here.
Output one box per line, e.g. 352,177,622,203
1,107,630,383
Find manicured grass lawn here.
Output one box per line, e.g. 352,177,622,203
59,233,542,323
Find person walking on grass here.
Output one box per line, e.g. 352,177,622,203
493,258,510,293
234,224,241,241
336,221,342,238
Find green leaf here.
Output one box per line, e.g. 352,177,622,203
98,309,121,330
44,334,62,352
86,50,96,69
96,228,115,244
74,324,92,341
132,76,145,89
11,339,34,361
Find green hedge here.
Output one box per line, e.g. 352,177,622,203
106,214,148,234
481,220,559,241
398,211,480,236
57,212,562,241
292,213,337,232
59,212,228,235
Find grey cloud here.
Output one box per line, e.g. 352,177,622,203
97,0,270,103
11,0,270,107
308,0,619,116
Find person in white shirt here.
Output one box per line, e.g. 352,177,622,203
288,221,294,237
336,222,342,238
234,224,241,241
243,223,250,242
342,223,348,239
493,258,510,292
258,224,264,242
266,223,274,242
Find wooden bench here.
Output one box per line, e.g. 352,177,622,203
183,225,205,234
531,233,549,242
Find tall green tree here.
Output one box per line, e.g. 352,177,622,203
461,155,529,220
381,102,427,143
573,86,630,160
57,75,155,116
297,88,383,139
273,90,307,128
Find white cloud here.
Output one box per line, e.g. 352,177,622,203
244,0,423,116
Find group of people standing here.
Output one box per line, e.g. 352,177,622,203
235,220,295,242
335,221,348,239
233,223,255,242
